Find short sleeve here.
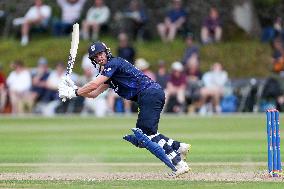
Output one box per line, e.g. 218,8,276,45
101,60,119,78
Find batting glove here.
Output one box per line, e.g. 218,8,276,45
58,84,77,100
61,76,78,90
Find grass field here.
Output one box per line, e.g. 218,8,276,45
0,114,284,188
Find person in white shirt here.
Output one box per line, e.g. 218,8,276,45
13,0,51,46
53,0,86,36
199,62,228,114
6,61,32,114
82,0,110,40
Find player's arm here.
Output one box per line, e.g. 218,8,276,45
76,75,109,97
84,83,109,98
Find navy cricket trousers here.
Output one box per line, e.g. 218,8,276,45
136,87,165,136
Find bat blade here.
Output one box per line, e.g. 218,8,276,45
66,23,80,75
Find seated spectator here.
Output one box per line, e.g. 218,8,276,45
185,55,202,83
155,60,169,90
165,61,187,113
53,0,86,36
181,33,199,65
271,37,284,74
117,32,136,64
273,17,283,39
184,56,202,113
30,57,50,112
0,64,8,113
81,0,110,41
135,58,156,81
261,17,284,43
13,0,51,46
157,0,187,43
201,7,222,44
78,63,108,117
199,62,228,114
6,60,32,114
42,62,65,115
114,0,148,41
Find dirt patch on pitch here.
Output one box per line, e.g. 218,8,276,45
0,172,283,182
0,163,283,182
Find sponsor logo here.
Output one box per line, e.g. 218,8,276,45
91,45,96,51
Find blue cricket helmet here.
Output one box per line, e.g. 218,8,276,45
87,41,113,75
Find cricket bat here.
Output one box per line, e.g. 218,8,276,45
62,23,80,102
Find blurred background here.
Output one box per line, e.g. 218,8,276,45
1,0,284,116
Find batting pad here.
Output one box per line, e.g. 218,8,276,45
131,128,177,171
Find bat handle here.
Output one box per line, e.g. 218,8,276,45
61,73,70,103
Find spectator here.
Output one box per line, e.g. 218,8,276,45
114,0,148,41
13,0,51,46
6,60,32,114
53,0,87,36
184,56,202,113
165,61,187,113
185,55,202,83
0,64,7,113
157,0,187,43
201,7,222,44
117,32,136,64
135,58,156,81
181,33,199,65
273,17,283,38
261,17,283,43
81,0,110,41
30,57,50,112
271,37,284,74
155,60,169,90
199,62,228,114
43,62,66,115
78,63,108,117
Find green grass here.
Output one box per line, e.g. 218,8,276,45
0,36,272,78
0,115,284,188
0,115,271,163
0,180,284,189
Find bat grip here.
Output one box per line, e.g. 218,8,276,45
61,72,70,102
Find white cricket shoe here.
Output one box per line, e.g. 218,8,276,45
178,143,191,160
169,160,190,177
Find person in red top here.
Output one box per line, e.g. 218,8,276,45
201,7,222,44
165,61,187,112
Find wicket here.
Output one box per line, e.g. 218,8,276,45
266,109,282,177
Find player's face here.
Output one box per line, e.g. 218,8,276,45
94,51,107,66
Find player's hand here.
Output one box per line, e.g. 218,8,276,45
58,83,77,100
61,76,77,89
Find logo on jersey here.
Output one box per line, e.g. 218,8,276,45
104,68,112,72
91,45,96,51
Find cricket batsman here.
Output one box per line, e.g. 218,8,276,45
58,41,191,176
